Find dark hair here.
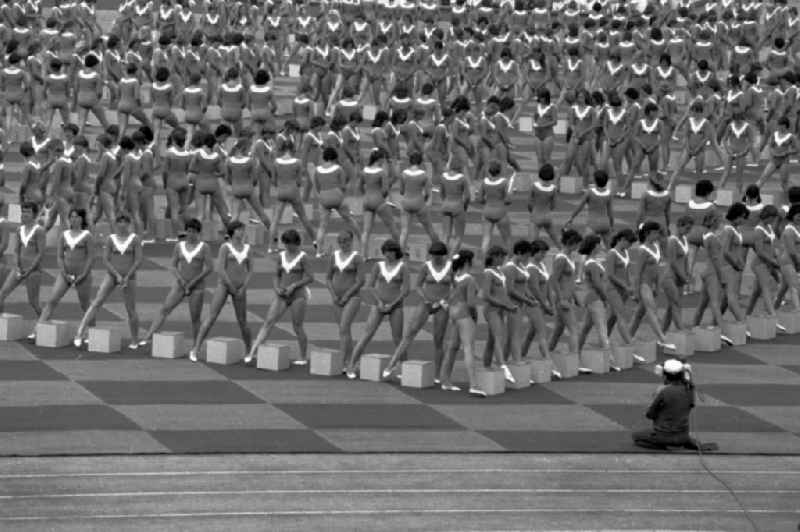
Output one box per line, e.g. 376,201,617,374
408,151,423,165
368,148,386,166
226,220,244,237
512,240,532,256
68,208,88,229
593,169,609,187
695,179,714,198
115,213,131,224
19,141,34,157
539,163,555,181
530,239,549,255
254,69,270,85
281,229,301,246
787,186,800,204
155,66,170,82
322,147,338,162
610,228,636,247
676,214,694,227
726,202,748,221
760,204,779,220
452,249,474,271
184,218,202,233
579,234,602,255
380,239,403,259
638,221,662,242
484,245,507,267
428,241,448,256
561,229,582,246
21,201,38,215
787,204,800,222
119,136,136,151
743,184,761,203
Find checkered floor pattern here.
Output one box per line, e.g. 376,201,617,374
1,5,799,455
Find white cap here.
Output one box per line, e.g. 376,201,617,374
663,359,684,374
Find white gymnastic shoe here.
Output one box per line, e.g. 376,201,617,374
501,364,515,384
551,369,562,380
189,350,198,363
721,334,733,346
468,388,487,398
656,341,677,351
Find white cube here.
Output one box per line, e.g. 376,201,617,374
580,347,611,374
477,368,505,395
631,180,648,200
762,194,775,205
559,176,582,194
611,344,635,369
8,203,21,223
518,116,533,132
35,321,76,348
551,352,579,378
0,313,27,341
674,184,693,204
715,189,735,207
554,119,567,135
288,64,300,78
507,361,532,389
693,326,722,352
665,330,695,357
530,358,553,383
363,105,377,121
777,310,800,334
400,360,435,388
310,348,345,376
205,337,245,365
360,354,390,382
152,331,187,359
257,343,292,371
747,315,776,340
721,321,748,345
632,340,658,363
87,327,121,354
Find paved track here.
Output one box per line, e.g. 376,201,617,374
0,454,798,531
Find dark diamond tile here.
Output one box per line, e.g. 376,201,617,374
276,403,463,429
0,360,68,380
588,404,784,432
151,429,339,453
701,384,800,406
80,380,265,405
0,405,138,431
482,430,637,452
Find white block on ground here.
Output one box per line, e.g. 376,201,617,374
87,327,121,354
310,348,344,376
205,337,245,365
257,343,293,371
152,331,187,359
0,313,27,341
35,321,76,348
400,360,435,388
360,354,390,382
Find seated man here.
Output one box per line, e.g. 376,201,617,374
633,359,714,451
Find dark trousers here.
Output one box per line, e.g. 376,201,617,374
632,429,699,450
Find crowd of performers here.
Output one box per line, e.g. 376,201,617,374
2,0,800,395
